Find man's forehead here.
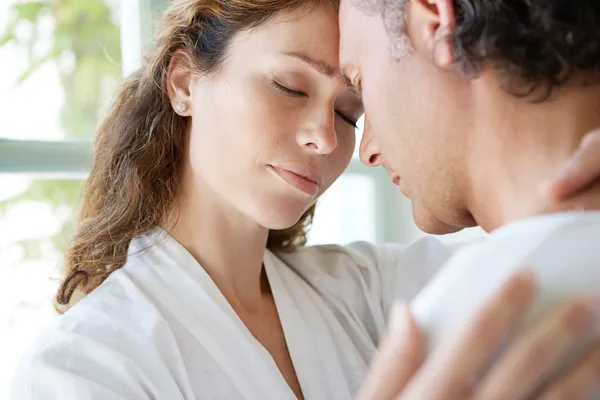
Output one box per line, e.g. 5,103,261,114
339,0,376,56
338,0,370,78
351,0,383,15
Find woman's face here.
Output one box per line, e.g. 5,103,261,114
172,2,362,230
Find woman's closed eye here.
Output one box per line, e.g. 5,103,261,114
271,80,306,97
335,111,358,129
272,80,358,129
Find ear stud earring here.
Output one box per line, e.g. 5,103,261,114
175,102,187,113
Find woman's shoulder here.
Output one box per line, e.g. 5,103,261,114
11,269,182,399
273,237,456,320
277,237,454,285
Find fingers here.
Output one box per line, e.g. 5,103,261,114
539,340,600,400
542,129,600,201
475,297,599,400
357,302,424,400
401,270,536,399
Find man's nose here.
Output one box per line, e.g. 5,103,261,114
359,116,381,167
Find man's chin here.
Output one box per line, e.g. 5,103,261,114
411,206,465,235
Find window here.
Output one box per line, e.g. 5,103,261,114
0,1,122,141
0,0,122,396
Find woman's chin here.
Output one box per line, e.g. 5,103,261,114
259,213,305,231
252,200,311,231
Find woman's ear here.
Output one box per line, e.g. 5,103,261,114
167,51,194,116
406,0,455,67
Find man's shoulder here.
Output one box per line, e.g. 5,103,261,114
425,211,600,309
415,211,600,317
455,211,600,264
411,212,600,352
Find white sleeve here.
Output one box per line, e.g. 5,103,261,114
10,328,158,400
347,237,456,323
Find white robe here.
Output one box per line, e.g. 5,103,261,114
413,211,600,381
10,228,453,400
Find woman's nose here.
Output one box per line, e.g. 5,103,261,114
297,112,337,155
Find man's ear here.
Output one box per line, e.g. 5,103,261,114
167,51,194,116
406,0,455,67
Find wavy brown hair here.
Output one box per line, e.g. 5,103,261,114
56,0,339,312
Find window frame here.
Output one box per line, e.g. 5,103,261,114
0,0,163,176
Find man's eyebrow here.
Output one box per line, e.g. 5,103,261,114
283,51,337,78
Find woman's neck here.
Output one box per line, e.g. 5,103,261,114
164,170,270,312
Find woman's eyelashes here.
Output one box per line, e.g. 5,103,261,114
335,111,358,129
271,80,306,97
271,80,358,129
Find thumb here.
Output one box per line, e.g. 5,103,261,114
541,129,600,201
357,302,425,400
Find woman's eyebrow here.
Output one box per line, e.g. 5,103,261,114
282,51,337,78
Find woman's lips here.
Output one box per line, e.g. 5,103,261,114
270,166,320,196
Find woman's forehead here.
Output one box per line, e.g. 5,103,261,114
232,3,341,61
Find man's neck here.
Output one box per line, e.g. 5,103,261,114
467,80,600,232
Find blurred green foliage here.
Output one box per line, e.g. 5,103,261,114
0,0,122,261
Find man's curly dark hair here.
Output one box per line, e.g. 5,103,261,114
364,0,600,98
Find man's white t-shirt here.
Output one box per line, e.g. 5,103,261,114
412,211,600,379
10,228,453,400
